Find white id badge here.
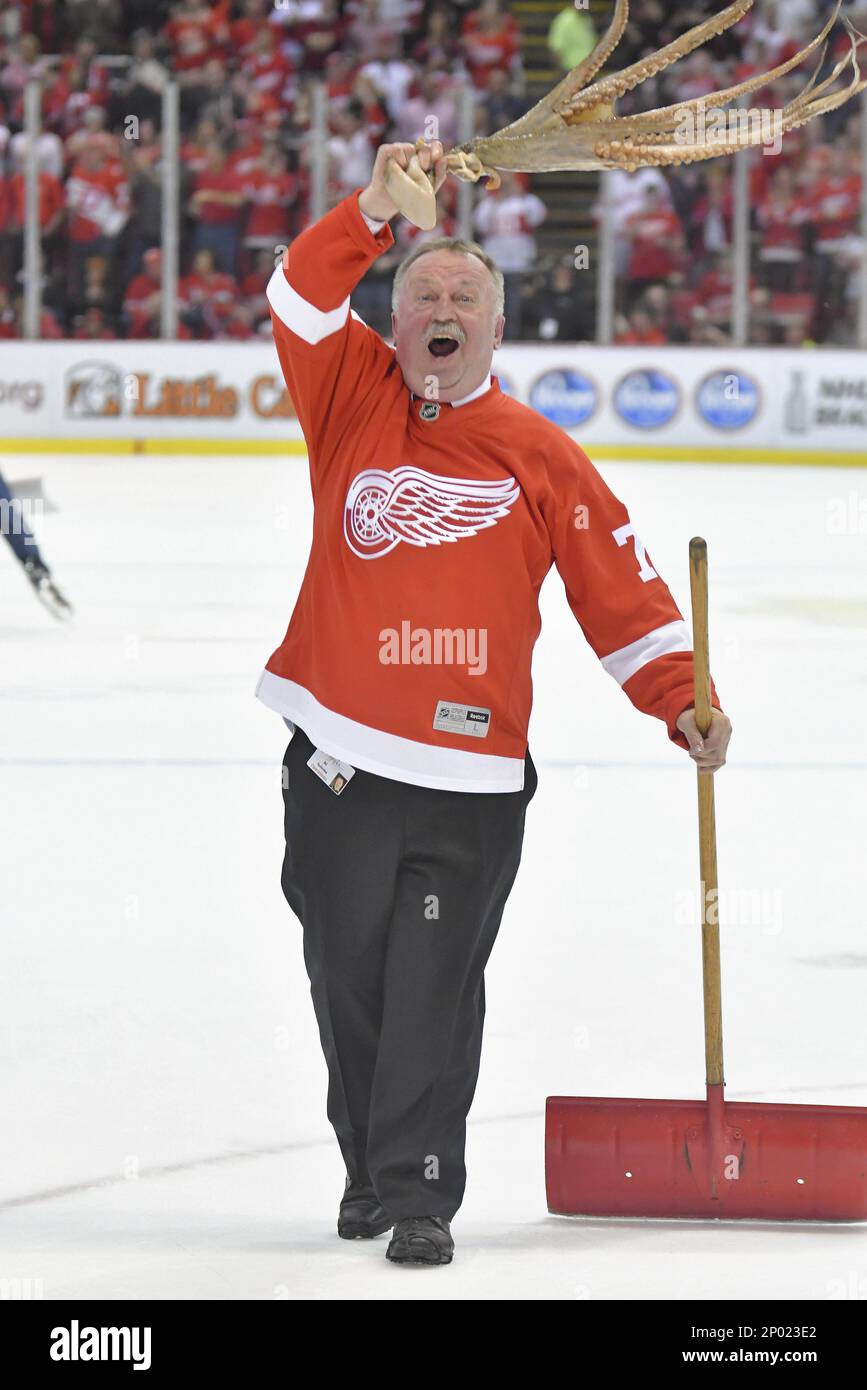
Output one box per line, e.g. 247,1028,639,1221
306,747,356,795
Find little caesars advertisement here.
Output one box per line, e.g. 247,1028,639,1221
1,343,866,461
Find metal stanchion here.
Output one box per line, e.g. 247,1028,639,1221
310,82,328,223
731,98,751,347
23,79,42,340
595,170,615,345
160,80,180,340
456,83,475,243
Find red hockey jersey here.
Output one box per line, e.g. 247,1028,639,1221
257,189,720,792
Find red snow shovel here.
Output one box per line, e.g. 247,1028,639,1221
545,538,867,1222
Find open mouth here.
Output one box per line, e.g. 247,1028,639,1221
427,337,460,358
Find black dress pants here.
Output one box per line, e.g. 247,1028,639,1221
280,725,537,1221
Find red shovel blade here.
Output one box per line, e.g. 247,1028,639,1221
546,1095,867,1221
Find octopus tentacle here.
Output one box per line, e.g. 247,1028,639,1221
559,0,754,120
595,45,867,172
612,1,840,132
429,0,864,197
781,22,865,117
496,0,630,138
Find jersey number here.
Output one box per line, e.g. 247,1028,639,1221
612,522,658,583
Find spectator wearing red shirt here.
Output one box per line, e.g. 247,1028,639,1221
808,148,862,255
234,88,283,149
178,247,239,338
695,253,758,329
240,26,295,107
755,165,810,292
208,299,256,340
65,145,129,295
242,147,297,262
616,308,668,345
65,109,121,165
164,0,230,73
229,133,266,181
624,186,686,303
232,110,283,173
124,247,163,338
230,0,272,61
180,118,223,177
189,143,246,274
72,307,117,340
461,0,521,92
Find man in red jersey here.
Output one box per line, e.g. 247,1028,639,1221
258,141,732,1266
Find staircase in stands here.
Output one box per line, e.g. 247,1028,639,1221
510,0,612,268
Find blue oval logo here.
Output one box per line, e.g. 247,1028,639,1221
696,370,761,430
614,370,680,430
529,369,598,427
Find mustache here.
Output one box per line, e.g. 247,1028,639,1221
423,321,467,346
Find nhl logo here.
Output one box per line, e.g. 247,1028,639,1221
420,401,440,421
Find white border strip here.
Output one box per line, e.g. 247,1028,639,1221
266,266,349,344
600,619,692,686
255,670,524,793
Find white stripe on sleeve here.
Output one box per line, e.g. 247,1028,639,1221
266,265,350,344
600,619,692,686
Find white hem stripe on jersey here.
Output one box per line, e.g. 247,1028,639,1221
266,264,349,344
255,670,525,793
600,619,692,686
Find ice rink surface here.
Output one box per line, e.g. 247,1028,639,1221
1,451,865,1301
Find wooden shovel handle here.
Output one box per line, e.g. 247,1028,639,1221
688,538,723,1089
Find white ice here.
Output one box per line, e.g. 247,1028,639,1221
1,452,865,1300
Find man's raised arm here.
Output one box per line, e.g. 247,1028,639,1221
267,142,447,475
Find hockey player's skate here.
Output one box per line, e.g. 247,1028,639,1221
385,1216,453,1265
23,559,73,621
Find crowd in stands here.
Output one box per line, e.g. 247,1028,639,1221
0,0,864,344
606,0,866,346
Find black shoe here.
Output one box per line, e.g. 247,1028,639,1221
337,1180,393,1240
385,1216,454,1266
